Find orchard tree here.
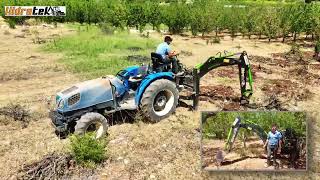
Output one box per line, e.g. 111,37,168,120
126,3,148,32
243,5,262,39
262,7,280,42
252,5,265,39
162,3,191,34
289,4,305,42
190,1,215,37
211,3,224,38
145,2,162,31
224,6,245,40
309,3,320,40
279,4,293,42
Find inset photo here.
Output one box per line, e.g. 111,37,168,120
201,111,307,171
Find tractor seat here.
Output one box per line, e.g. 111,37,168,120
151,52,171,72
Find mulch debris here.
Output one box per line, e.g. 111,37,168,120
0,103,30,128
18,153,74,180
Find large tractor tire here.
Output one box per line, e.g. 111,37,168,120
140,79,179,122
75,112,108,139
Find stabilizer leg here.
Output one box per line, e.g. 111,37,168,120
192,69,200,110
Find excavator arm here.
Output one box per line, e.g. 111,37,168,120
225,117,267,152
192,51,253,109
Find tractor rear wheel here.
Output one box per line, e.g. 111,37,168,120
74,112,108,139
140,79,179,122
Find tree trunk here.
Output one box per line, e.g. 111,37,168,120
293,32,297,42
215,28,218,37
259,32,262,39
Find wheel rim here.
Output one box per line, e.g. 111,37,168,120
153,89,175,117
86,121,104,139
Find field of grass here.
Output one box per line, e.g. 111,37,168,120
44,25,160,79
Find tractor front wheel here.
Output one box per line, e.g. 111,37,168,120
74,112,108,139
140,79,179,122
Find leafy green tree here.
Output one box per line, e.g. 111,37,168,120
243,5,259,39
107,3,128,29
224,6,245,40
189,1,215,36
211,3,224,38
145,2,162,31
310,3,320,40
289,4,305,41
126,3,148,32
252,5,265,39
162,3,191,34
262,7,280,42
278,4,293,42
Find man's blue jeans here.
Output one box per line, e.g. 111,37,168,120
267,144,278,166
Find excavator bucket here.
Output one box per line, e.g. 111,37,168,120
225,117,242,152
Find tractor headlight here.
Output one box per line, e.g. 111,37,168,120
57,99,64,109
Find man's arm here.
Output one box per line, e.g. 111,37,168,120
277,133,282,153
278,139,282,149
264,139,268,148
264,132,270,148
168,51,179,58
166,46,179,58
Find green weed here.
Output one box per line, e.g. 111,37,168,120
69,133,107,167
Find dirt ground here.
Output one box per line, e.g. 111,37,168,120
0,18,320,179
202,138,306,171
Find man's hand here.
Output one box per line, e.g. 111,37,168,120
263,144,267,150
169,51,179,57
263,140,268,149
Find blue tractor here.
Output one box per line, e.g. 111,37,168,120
50,51,253,138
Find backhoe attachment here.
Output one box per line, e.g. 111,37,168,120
192,51,253,109
225,117,267,152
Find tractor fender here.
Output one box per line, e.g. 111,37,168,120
135,72,174,105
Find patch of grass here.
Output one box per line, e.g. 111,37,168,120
25,18,40,26
44,25,160,79
6,18,16,29
99,22,116,35
69,133,107,167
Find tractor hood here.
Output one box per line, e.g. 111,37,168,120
55,75,123,113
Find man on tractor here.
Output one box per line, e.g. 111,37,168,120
264,124,282,168
155,36,180,74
